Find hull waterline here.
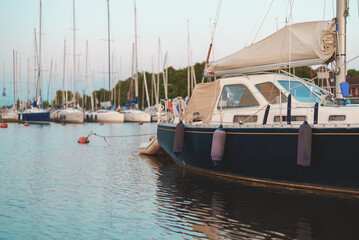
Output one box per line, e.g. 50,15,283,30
157,123,359,195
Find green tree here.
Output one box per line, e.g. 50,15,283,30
347,69,359,77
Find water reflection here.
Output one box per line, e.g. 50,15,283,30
145,155,359,240
1,123,358,239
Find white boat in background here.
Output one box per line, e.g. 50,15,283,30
52,1,83,124
123,109,151,122
85,109,124,123
1,107,19,122
55,107,84,123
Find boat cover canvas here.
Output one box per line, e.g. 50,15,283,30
205,20,336,74
184,80,221,124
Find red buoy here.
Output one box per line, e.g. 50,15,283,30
0,122,8,128
139,121,143,125
99,122,104,125
24,122,30,127
78,137,90,144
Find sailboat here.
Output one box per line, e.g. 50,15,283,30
86,0,124,123
122,1,151,123
1,51,20,122
54,0,83,124
19,5,50,124
157,1,359,194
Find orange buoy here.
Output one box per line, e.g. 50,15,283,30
78,137,90,144
24,122,30,127
99,122,104,125
0,122,8,128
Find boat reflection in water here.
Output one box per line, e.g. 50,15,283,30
143,155,359,240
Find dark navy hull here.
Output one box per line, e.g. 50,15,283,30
157,123,359,193
20,112,50,123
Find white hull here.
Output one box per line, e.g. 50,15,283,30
54,108,84,123
85,110,124,123
1,109,19,122
123,110,151,122
139,136,163,155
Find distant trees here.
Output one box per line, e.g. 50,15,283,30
347,69,359,77
50,65,358,110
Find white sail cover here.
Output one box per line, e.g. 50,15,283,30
205,20,336,76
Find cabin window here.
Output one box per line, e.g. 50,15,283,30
278,80,320,103
218,84,259,109
274,116,306,122
256,82,287,104
233,115,258,123
329,115,346,121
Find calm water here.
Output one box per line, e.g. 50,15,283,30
0,122,359,239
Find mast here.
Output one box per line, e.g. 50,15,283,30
54,60,57,107
107,0,111,104
12,50,15,108
134,0,139,109
33,29,37,101
90,70,94,111
62,39,66,106
27,58,29,104
335,0,348,98
118,56,122,108
85,40,88,109
49,58,53,107
156,38,160,105
112,52,115,108
130,43,134,101
2,63,4,107
73,0,76,106
151,55,155,106
18,53,21,110
163,52,168,100
39,0,42,107
15,52,18,109
187,20,190,97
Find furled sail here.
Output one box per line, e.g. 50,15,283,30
205,20,336,77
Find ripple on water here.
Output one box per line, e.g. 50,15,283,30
1,123,359,239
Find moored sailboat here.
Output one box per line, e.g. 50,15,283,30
54,0,83,124
86,0,124,123
157,1,359,194
20,0,50,123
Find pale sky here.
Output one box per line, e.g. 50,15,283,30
1,0,359,105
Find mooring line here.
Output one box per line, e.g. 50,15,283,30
86,130,156,146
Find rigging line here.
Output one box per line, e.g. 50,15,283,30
205,0,223,65
245,0,270,47
211,0,223,44
252,0,275,44
337,55,359,68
